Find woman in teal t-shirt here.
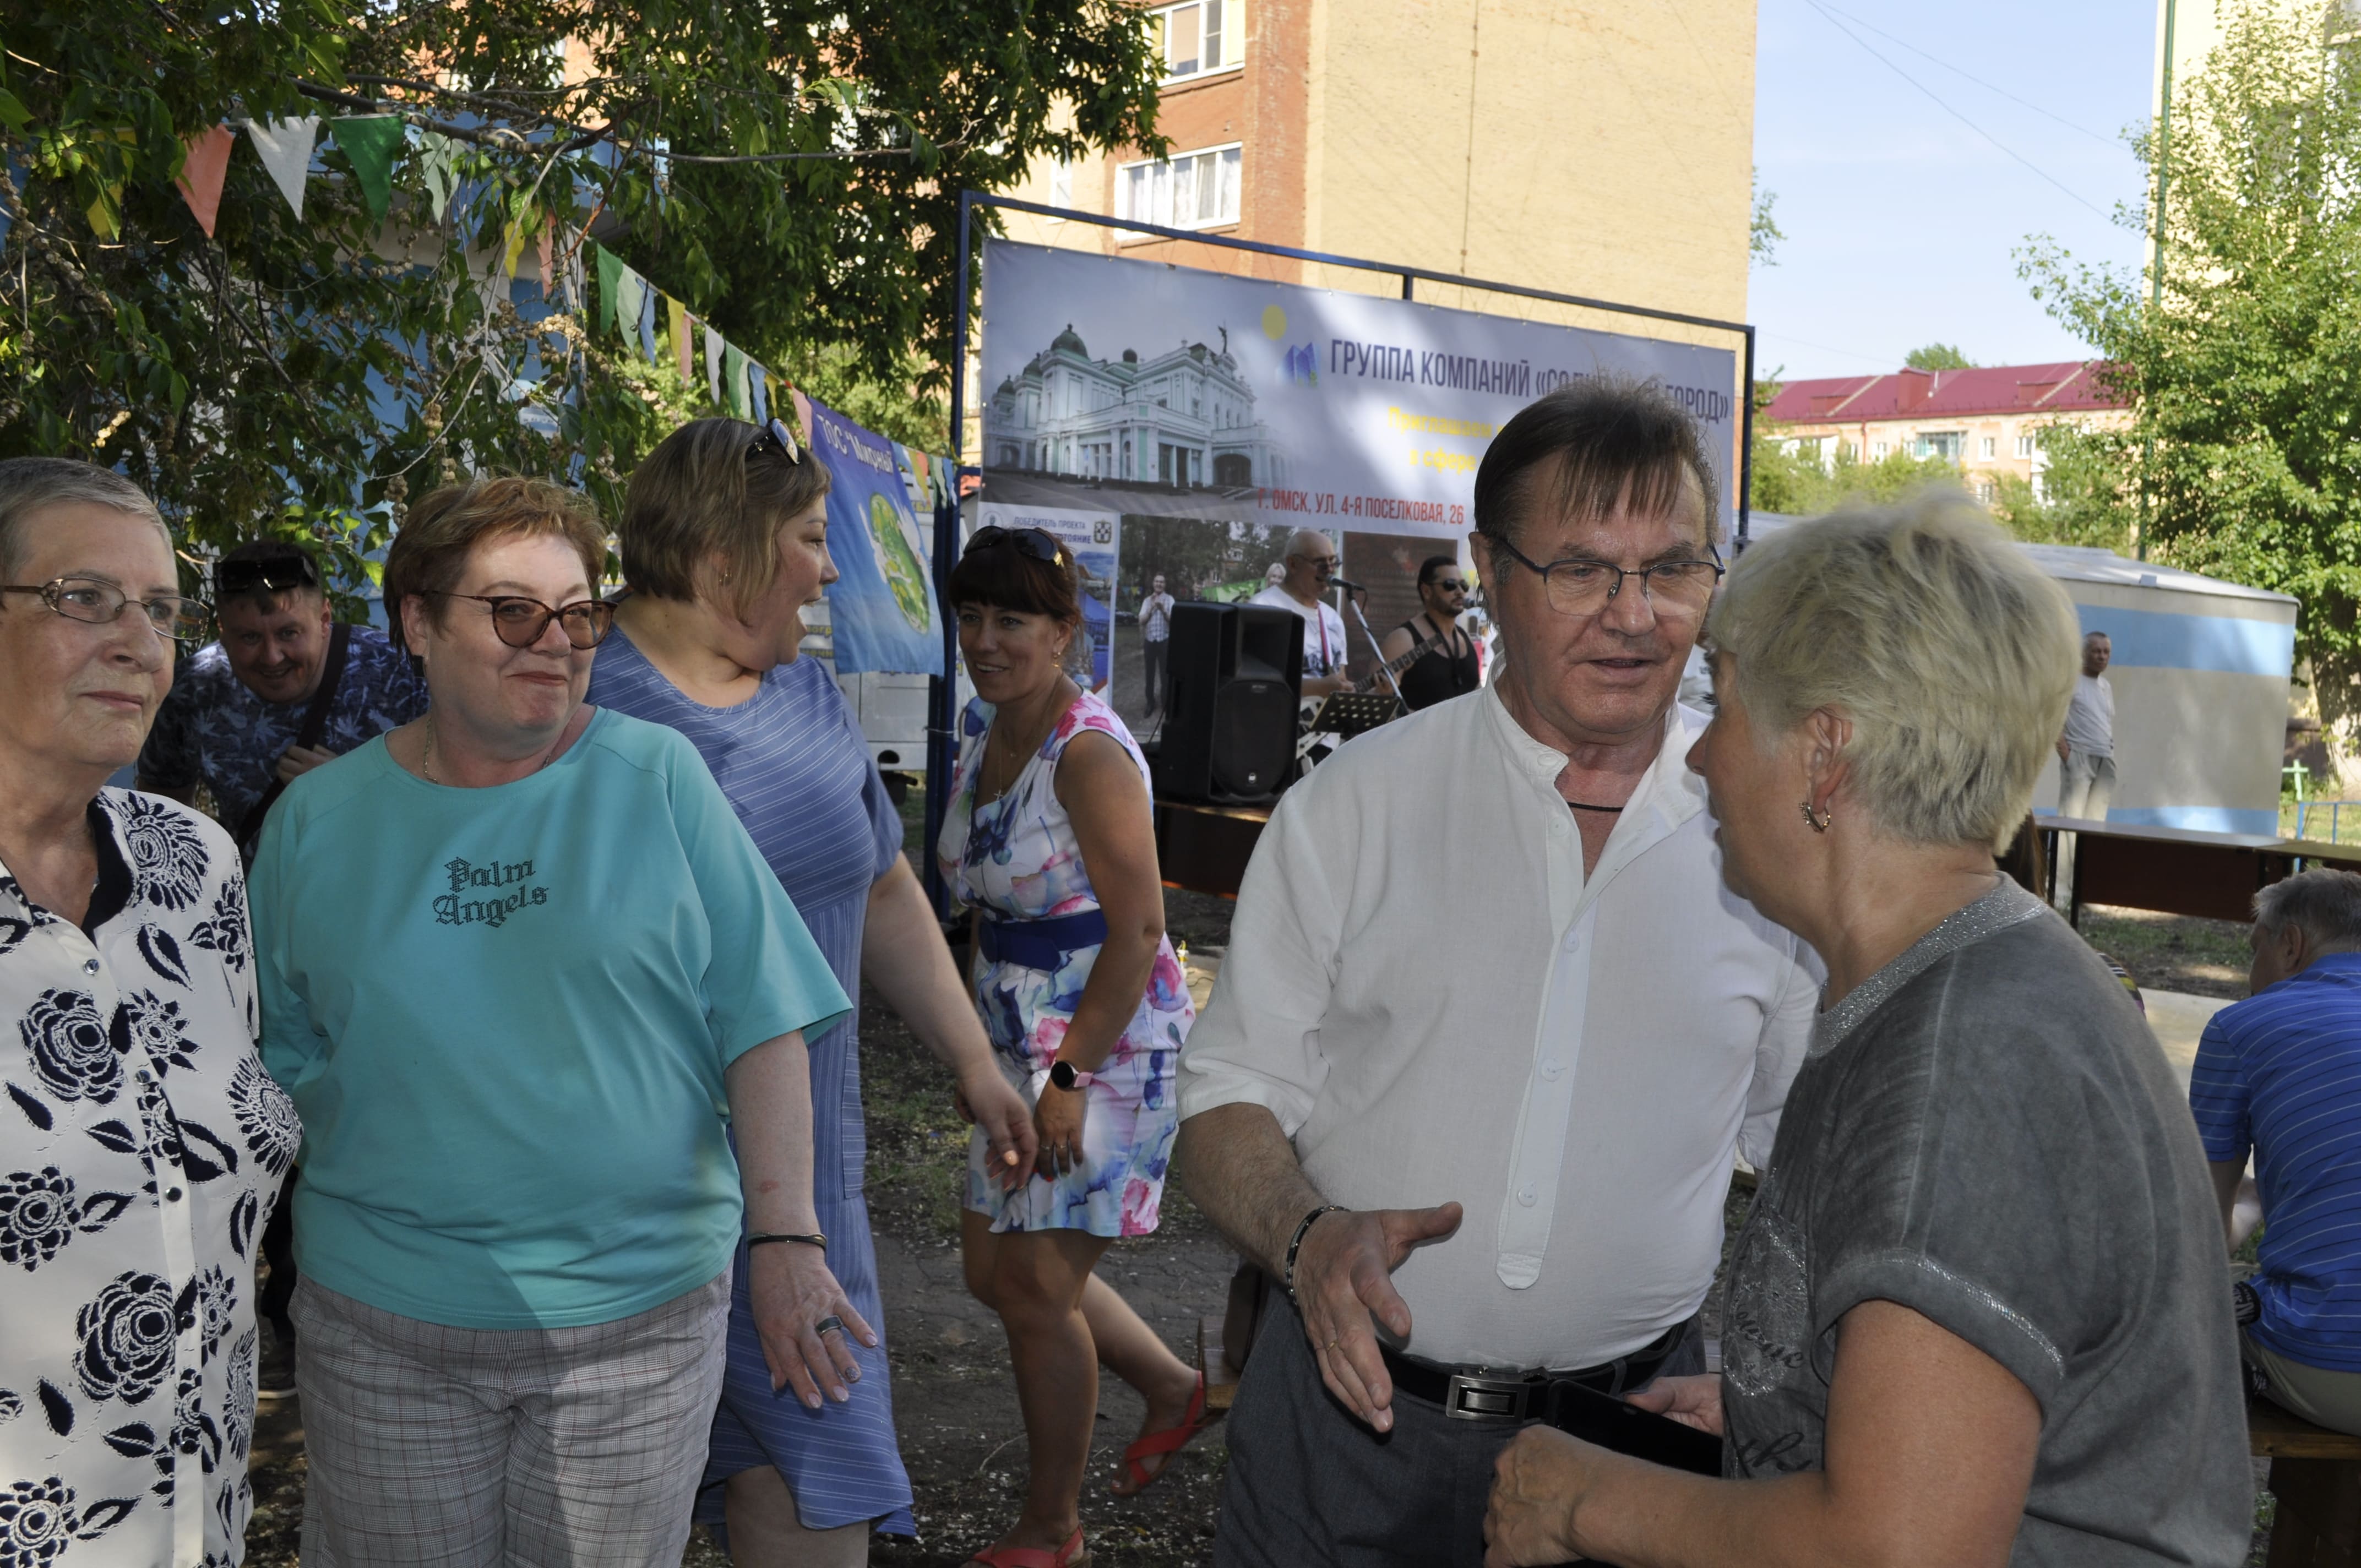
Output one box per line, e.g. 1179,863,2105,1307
251,476,863,1568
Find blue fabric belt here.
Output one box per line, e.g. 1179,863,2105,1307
978,908,1109,970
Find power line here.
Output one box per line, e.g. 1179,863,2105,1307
1798,0,2115,221
1808,0,2123,148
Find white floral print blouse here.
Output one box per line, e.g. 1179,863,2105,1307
0,790,301,1567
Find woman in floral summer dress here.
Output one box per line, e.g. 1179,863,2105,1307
937,527,1211,1568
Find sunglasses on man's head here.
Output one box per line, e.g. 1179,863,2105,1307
749,416,802,465
215,556,320,597
964,526,1067,565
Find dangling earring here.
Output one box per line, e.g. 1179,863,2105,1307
1800,800,1831,834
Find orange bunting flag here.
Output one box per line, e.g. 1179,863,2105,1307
176,125,235,238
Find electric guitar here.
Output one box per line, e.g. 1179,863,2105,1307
1296,623,1464,757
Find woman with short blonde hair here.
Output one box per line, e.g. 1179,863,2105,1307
253,473,860,1567
1484,494,2254,1567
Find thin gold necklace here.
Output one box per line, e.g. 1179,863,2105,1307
422,711,568,786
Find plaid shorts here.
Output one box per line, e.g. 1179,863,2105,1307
293,1272,731,1567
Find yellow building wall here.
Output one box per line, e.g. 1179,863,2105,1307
1302,0,1756,353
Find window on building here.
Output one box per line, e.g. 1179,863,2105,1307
2017,432,2037,458
1151,0,1239,81
1119,144,1244,232
1873,440,1889,459
1974,479,1995,503
1047,161,1073,219
1980,435,1996,459
1912,430,1964,462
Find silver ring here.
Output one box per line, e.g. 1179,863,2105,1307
815,1315,846,1338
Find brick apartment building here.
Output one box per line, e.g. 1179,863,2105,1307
1759,362,2132,503
974,0,1760,458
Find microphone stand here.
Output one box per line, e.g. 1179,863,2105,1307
1340,586,1410,713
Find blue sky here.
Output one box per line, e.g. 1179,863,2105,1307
1750,0,2159,380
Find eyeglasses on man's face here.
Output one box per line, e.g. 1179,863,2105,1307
1489,536,1724,618
1,577,213,641
426,592,616,650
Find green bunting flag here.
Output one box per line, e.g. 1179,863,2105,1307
594,244,625,336
723,342,750,418
331,116,404,223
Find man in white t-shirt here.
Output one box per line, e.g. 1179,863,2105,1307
1249,530,1350,697
1139,573,1177,714
2057,630,2115,821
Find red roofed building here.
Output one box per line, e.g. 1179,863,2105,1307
1759,361,2131,502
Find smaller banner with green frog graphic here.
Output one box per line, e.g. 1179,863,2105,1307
810,397,945,675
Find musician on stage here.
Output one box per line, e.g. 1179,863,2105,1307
1250,530,1350,698
1376,555,1481,711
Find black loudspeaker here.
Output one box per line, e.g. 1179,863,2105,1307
1151,603,1302,804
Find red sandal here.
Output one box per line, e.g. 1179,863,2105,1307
963,1527,1089,1567
1116,1369,1221,1493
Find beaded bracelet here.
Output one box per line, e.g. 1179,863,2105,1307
1282,1204,1346,1303
747,1232,828,1250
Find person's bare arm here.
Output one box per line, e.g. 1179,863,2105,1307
726,1032,875,1409
862,855,1036,1187
1484,1299,2041,1568
1173,1102,1461,1433
1303,673,1350,698
2211,1158,2246,1250
1377,625,1416,666
1049,730,1166,1071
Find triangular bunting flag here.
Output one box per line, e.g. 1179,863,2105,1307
417,133,458,222
703,326,725,406
330,116,403,222
749,364,770,425
244,116,321,220
175,124,234,238
723,342,750,419
594,243,625,335
790,388,814,447
670,298,693,385
635,285,659,364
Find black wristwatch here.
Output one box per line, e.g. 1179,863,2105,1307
1048,1060,1098,1092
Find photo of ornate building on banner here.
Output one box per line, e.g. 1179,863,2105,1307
983,323,1281,489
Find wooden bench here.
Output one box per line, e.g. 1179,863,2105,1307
2253,1395,2361,1565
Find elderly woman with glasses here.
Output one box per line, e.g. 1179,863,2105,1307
938,525,1205,1568
249,476,859,1567
587,417,1040,1566
0,455,302,1565
1482,496,2253,1567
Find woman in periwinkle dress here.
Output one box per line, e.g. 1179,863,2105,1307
938,526,1213,1568
585,417,1040,1567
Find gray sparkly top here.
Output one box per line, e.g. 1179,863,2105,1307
1720,870,2254,1564
1809,876,2046,1058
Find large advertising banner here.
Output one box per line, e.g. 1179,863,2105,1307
977,239,1741,543
810,398,944,676
975,502,1120,693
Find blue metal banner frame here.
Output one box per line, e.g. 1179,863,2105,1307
923,189,1759,914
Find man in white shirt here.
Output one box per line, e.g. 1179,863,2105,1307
1174,380,1819,1568
1250,530,1351,697
1139,573,1177,714
2056,630,2115,820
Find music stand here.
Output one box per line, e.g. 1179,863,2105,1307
1303,691,1400,742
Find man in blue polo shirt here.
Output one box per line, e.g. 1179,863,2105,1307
2190,867,2361,1434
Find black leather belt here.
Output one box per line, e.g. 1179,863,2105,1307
1380,1317,1690,1422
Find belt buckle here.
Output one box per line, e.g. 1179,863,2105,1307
1443,1370,1533,1422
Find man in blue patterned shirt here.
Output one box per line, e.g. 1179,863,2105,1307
139,541,426,851
2191,866,2361,1436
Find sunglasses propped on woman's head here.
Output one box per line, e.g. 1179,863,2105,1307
964,525,1067,565
748,416,803,465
